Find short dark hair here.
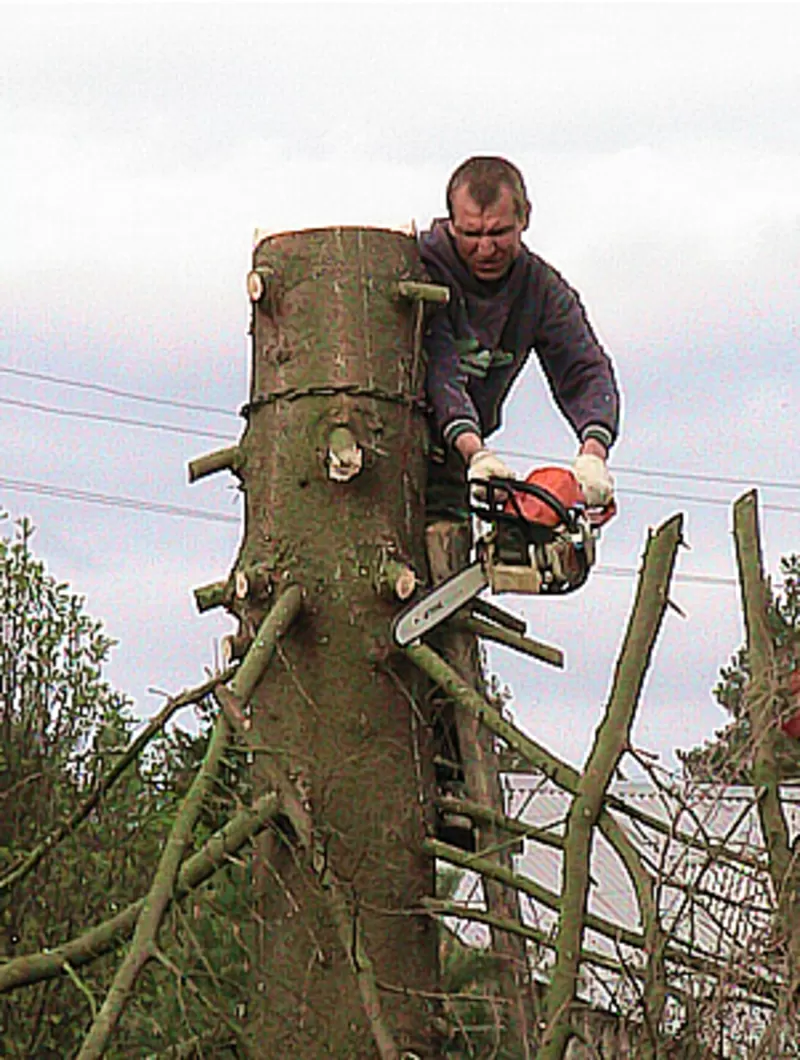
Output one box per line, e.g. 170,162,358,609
446,156,531,223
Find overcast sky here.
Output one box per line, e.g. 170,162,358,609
2,3,798,772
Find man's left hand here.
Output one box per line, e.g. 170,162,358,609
573,451,615,508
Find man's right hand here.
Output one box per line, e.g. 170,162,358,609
467,448,516,483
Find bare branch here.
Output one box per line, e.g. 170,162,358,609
76,713,231,1059
734,492,798,913
540,514,683,1060
227,583,305,705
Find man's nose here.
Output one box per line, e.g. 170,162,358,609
476,235,496,254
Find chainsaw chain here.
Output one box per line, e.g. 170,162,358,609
242,383,427,417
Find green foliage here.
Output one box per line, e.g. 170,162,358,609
436,865,526,1058
0,517,254,1057
678,554,800,782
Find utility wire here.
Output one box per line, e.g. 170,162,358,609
596,566,739,588
2,362,799,493
0,370,790,593
0,476,240,525
0,475,746,589
615,487,800,516
496,449,800,494
3,392,799,515
0,396,234,443
0,365,239,418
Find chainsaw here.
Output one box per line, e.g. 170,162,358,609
392,466,615,647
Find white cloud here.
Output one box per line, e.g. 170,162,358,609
1,2,798,768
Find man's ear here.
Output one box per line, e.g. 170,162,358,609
521,199,532,232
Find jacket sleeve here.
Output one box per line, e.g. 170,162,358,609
533,268,621,448
424,304,482,447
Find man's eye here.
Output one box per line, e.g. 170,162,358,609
460,227,513,239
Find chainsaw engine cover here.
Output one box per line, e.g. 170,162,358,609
504,467,585,527
470,472,582,538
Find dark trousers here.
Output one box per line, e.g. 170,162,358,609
423,454,476,792
425,447,470,524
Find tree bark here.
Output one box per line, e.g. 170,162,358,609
228,226,440,1056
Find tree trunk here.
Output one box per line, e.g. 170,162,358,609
230,227,441,1056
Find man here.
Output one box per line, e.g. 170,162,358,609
418,157,621,848
420,156,620,520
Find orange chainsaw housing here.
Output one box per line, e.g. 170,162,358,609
505,467,585,527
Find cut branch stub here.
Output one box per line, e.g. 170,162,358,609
470,597,527,635
455,614,564,668
396,280,450,305
193,578,232,614
372,552,418,602
187,445,242,484
234,562,274,604
234,571,249,599
246,266,277,306
326,424,364,482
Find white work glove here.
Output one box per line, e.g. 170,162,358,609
573,453,615,508
467,448,516,484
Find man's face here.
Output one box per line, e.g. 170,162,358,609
448,183,526,282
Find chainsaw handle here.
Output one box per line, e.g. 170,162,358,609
469,476,574,529
471,475,617,532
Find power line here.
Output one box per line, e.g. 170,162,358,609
596,566,738,589
3,390,799,516
497,449,800,494
3,362,799,494
3,368,799,518
0,476,240,525
0,396,235,443
0,365,239,419
0,475,749,590
617,486,800,516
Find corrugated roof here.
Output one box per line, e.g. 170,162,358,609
445,777,800,1050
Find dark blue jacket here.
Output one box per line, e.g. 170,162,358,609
419,221,621,452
